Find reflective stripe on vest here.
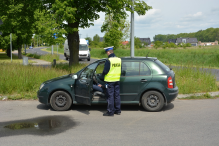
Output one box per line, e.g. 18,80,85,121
104,57,121,82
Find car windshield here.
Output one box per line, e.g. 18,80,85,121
79,44,89,51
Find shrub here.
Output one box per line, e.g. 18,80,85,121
154,41,163,49
169,42,177,48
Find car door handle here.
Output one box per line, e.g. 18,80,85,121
141,79,147,82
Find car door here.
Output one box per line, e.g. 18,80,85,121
74,62,98,105
120,61,152,101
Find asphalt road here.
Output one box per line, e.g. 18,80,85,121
26,47,98,64
0,99,219,146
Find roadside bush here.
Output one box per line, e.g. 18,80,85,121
169,42,177,48
154,41,163,49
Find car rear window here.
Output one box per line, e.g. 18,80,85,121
155,60,170,72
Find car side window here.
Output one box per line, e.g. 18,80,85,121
122,62,139,76
140,62,151,75
95,62,105,74
80,63,98,80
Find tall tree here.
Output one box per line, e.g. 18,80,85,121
0,0,41,58
101,13,130,49
42,0,152,66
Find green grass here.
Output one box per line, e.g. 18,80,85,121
90,45,219,68
24,53,60,62
173,65,218,94
43,47,64,54
0,63,85,99
0,53,36,63
180,93,218,100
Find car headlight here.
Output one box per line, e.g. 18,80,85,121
39,83,45,90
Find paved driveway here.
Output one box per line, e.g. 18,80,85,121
0,99,219,146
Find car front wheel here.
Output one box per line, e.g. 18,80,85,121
141,91,164,112
50,91,72,111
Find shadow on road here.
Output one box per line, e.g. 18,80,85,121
37,103,175,115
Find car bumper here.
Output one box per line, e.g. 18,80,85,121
165,86,179,103
37,90,49,105
79,56,90,59
64,54,90,59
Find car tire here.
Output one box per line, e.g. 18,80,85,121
50,91,72,111
87,58,90,61
141,91,164,112
66,57,68,60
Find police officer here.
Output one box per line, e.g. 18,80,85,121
100,46,121,116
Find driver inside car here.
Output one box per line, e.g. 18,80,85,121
92,73,104,93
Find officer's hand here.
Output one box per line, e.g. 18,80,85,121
98,84,102,87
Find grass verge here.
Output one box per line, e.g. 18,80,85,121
91,45,219,68
43,47,64,55
0,63,86,99
0,53,36,63
24,53,60,62
174,65,218,94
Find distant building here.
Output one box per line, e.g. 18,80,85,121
99,37,104,42
198,40,218,46
168,39,176,43
139,38,151,45
121,41,129,45
176,38,198,46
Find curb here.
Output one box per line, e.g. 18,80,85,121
177,91,219,98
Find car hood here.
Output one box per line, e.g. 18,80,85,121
43,74,72,84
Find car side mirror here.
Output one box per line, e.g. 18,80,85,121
72,75,78,79
89,48,91,51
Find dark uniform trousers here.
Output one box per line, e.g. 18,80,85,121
105,81,121,115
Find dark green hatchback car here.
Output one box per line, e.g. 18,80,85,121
37,57,178,112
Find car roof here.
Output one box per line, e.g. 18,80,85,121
98,57,157,62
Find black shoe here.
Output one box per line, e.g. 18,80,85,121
114,112,121,115
103,112,114,116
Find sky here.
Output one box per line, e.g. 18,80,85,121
78,0,219,41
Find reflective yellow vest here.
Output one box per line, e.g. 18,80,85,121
104,57,121,82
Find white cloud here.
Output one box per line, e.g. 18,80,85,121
135,9,162,24
181,12,204,22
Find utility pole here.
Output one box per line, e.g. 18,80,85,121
52,45,53,54
10,33,12,62
130,0,135,58
25,44,26,54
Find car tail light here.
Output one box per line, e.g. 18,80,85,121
167,76,173,88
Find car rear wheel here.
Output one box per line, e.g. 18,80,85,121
141,91,164,112
50,91,72,111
